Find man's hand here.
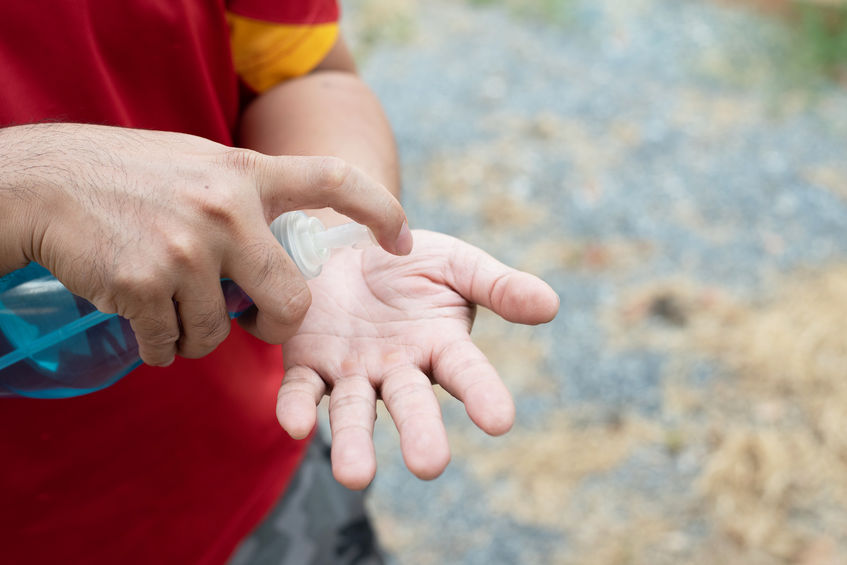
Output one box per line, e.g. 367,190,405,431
276,230,559,489
0,123,411,366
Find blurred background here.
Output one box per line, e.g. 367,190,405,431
332,0,847,563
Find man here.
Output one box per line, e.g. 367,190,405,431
0,1,559,563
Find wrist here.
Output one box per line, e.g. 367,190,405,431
0,125,51,273
0,123,125,272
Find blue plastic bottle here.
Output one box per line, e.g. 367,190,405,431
0,212,375,399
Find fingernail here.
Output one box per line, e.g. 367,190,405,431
394,221,413,255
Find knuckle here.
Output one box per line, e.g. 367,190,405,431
487,271,514,312
204,316,231,344
456,357,493,379
135,320,180,347
286,281,313,320
188,312,231,349
197,189,240,229
284,281,312,318
278,377,311,397
162,233,199,267
221,148,263,176
266,281,311,327
381,196,401,226
110,267,169,300
240,240,282,288
394,409,441,435
383,378,425,407
329,390,376,420
315,156,353,192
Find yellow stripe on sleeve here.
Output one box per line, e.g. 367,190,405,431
227,12,339,93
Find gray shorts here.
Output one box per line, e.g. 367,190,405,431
228,431,385,565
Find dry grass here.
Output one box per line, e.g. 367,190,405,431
720,0,847,80
517,238,655,277
449,412,661,530
610,265,847,561
342,0,419,58
470,308,557,395
420,110,643,258
722,0,847,16
804,164,847,199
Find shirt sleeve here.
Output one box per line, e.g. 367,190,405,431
226,0,340,93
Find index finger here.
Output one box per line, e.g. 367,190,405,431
252,153,412,256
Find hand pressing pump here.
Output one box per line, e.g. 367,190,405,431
0,212,375,398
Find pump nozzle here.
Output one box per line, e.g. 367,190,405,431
313,222,377,251
269,211,377,279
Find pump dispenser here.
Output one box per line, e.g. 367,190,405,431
271,211,376,279
0,211,376,398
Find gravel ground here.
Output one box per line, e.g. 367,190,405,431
334,1,847,563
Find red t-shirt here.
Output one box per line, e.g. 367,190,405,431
0,1,338,562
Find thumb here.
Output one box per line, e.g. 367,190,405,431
444,236,560,325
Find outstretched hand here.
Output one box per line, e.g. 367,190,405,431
277,230,559,489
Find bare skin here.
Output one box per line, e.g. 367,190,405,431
277,231,560,489
0,123,410,366
0,32,559,489
240,37,560,488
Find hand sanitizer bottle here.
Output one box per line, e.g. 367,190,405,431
0,211,374,398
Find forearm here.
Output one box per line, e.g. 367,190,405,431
237,70,401,227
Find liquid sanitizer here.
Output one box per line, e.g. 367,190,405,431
0,211,375,399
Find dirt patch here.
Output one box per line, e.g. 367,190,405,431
449,412,661,530
609,266,847,561
717,0,847,18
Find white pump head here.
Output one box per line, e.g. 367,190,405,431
269,211,376,279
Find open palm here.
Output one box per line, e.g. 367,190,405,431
277,230,559,489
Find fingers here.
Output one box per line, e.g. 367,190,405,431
276,366,326,440
381,366,450,480
174,277,230,359
431,335,515,436
447,240,559,325
129,301,180,367
328,375,378,490
225,231,312,344
252,154,412,256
